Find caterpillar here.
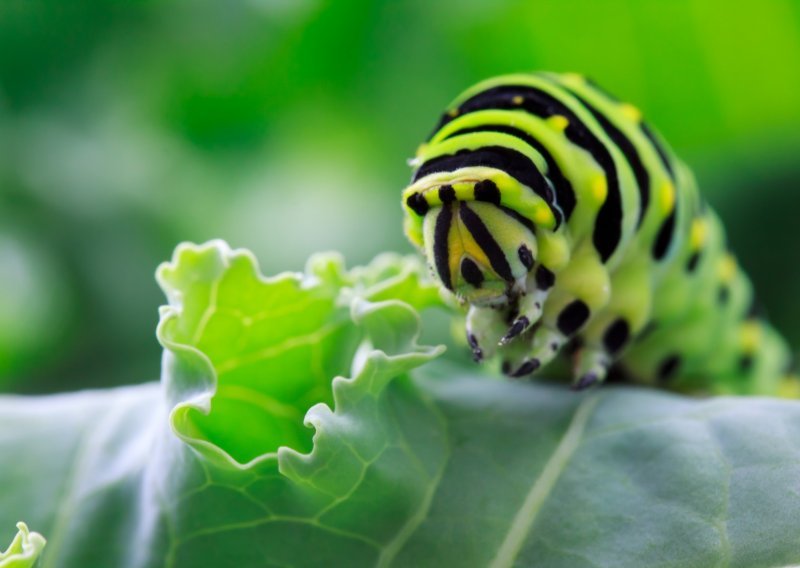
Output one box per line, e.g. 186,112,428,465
402,72,796,395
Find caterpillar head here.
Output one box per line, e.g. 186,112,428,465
404,175,537,307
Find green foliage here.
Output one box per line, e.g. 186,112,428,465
0,227,70,379
1,242,799,567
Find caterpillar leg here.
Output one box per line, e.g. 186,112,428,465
505,242,610,377
503,324,567,377
571,346,612,390
499,266,554,345
465,304,507,362
571,256,654,389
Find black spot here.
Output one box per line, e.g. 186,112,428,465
433,207,453,290
602,319,630,355
406,193,429,216
460,257,484,288
512,359,540,377
718,286,730,305
438,184,456,203
557,300,590,336
518,245,534,270
686,251,701,272
652,208,677,260
593,180,624,263
535,266,555,290
739,355,754,372
657,354,681,382
474,179,501,204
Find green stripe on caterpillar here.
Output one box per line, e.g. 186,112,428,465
402,72,797,396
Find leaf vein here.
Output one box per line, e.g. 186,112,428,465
488,394,602,568
376,385,451,567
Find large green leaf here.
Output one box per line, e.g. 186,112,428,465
1,242,799,567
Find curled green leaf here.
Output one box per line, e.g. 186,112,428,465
155,240,443,470
0,523,45,568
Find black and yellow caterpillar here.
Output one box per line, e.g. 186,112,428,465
402,72,796,395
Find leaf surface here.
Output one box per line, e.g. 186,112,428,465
1,242,799,568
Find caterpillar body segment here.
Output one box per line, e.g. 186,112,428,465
402,72,794,395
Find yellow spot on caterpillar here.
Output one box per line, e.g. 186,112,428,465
690,218,708,250
547,115,569,132
718,255,737,283
591,176,607,202
534,206,554,226
512,95,524,105
659,181,675,212
619,104,642,122
562,73,584,85
739,321,761,353
447,108,459,118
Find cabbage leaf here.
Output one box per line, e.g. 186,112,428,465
1,241,799,567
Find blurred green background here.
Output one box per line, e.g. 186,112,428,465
1,0,798,393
